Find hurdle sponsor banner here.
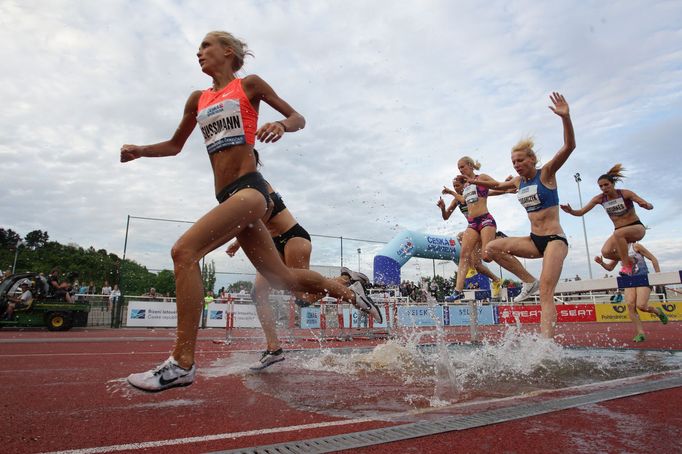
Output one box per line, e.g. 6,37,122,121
446,304,496,326
397,306,444,326
595,301,682,323
126,300,177,327
556,304,597,322
300,307,321,328
495,305,542,324
342,307,388,328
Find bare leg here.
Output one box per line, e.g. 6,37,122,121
486,237,539,283
537,240,568,338
170,189,268,368
253,237,313,351
455,228,479,291
624,288,644,337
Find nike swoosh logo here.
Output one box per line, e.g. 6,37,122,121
159,374,185,386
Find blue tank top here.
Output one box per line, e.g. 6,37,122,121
517,168,559,213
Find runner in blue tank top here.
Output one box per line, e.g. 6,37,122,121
560,164,653,276
464,92,575,339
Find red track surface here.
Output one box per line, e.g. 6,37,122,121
1,322,680,454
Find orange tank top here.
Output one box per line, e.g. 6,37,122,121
196,78,258,153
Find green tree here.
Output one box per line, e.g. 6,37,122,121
201,260,216,294
24,229,49,250
154,269,176,296
227,280,253,293
0,228,21,250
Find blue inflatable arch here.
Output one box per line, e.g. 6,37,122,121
373,230,461,286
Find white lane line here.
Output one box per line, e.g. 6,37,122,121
41,416,379,454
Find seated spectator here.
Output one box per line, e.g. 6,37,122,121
47,268,74,303
610,290,624,304
3,281,33,320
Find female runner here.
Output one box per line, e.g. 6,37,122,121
465,92,575,338
121,31,380,391
438,175,530,300
560,164,653,276
595,242,668,341
226,151,369,371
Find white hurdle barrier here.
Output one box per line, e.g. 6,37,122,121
554,271,682,293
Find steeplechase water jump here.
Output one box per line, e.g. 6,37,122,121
4,17,681,454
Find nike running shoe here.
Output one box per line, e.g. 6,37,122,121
340,267,370,288
349,281,382,323
657,308,669,325
633,333,646,343
127,356,195,392
513,280,540,303
491,280,502,299
445,290,464,302
250,348,285,371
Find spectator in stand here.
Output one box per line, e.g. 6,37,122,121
610,290,624,303
47,268,74,303
109,284,121,310
145,287,160,301
3,281,33,320
88,281,96,295
101,281,112,311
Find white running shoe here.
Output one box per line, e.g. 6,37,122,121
127,356,195,392
340,266,370,288
249,348,285,371
513,280,540,303
349,281,383,323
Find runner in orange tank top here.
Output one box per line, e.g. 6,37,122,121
120,31,381,392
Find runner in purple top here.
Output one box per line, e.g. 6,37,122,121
560,164,653,276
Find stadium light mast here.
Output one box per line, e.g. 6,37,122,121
574,173,593,279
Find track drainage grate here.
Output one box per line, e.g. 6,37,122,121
210,375,682,454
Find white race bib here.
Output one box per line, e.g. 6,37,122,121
517,185,541,210
197,99,246,153
463,184,479,205
603,197,627,217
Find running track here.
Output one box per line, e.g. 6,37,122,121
1,322,680,453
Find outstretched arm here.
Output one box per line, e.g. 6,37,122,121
244,75,306,144
437,197,458,220
465,174,519,192
623,189,654,210
560,195,600,217
542,92,576,178
120,91,201,162
634,243,660,272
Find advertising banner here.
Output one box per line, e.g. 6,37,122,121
342,307,388,328
229,304,262,328
595,301,682,323
300,307,321,329
126,300,177,327
556,304,597,322
495,305,542,324
396,306,444,327
446,304,496,326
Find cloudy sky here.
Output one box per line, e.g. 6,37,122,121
1,0,681,289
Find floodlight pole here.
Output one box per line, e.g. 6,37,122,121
574,173,593,279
